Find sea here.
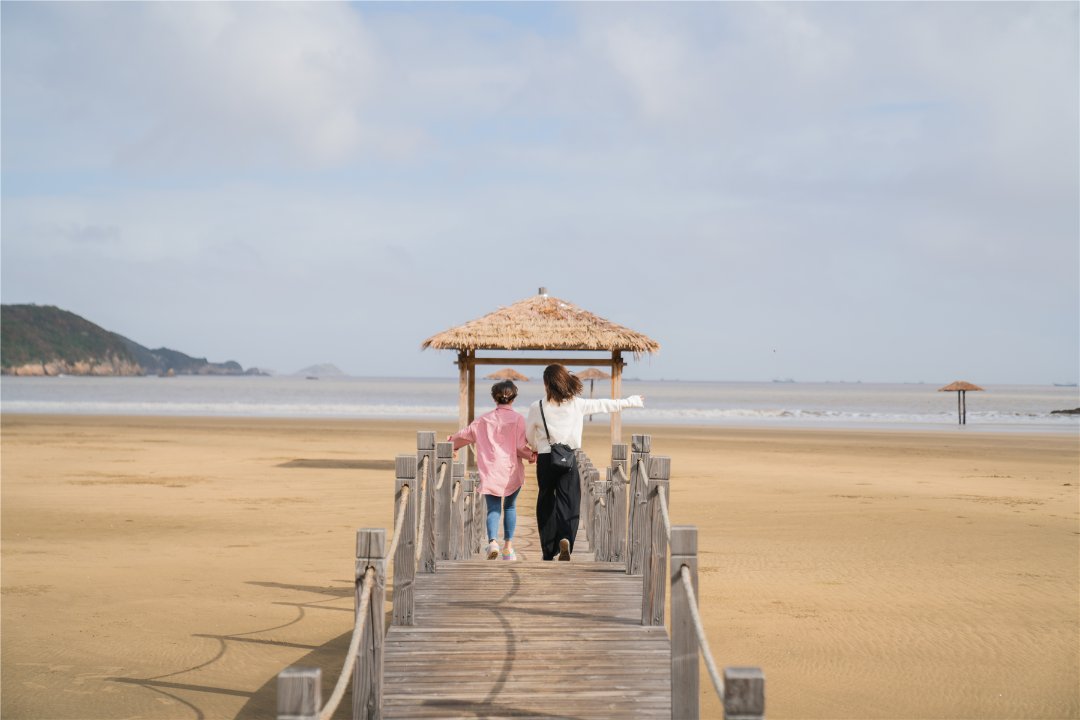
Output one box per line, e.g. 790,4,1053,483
2,376,1078,433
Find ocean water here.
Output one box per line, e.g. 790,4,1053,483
1,376,1077,433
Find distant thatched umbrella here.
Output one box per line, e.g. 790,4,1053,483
576,368,612,421
938,381,984,425
485,368,529,382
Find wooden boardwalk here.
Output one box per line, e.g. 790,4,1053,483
382,514,672,719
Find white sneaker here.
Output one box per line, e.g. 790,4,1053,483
486,540,500,560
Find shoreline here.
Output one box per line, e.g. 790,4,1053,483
3,414,1077,719
2,410,1077,436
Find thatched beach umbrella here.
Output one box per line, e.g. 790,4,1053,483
577,367,612,422
938,380,984,425
485,368,529,382
577,367,611,396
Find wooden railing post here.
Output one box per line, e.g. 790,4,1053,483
627,434,651,575
610,443,628,563
724,667,765,720
671,525,699,720
392,455,417,626
641,457,670,626
353,529,385,720
462,474,476,560
277,666,321,720
469,470,483,556
416,432,436,574
450,461,465,559
435,442,454,560
589,473,608,561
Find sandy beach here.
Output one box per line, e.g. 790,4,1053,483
2,414,1077,719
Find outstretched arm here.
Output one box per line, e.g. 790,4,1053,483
447,423,477,451
579,395,645,416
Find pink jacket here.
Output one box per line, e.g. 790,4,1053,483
449,405,533,497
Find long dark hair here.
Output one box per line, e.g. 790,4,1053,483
542,364,582,404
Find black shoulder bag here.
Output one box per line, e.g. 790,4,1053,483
540,400,576,470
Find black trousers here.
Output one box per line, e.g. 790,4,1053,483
536,453,581,560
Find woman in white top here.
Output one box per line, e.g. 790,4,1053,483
525,364,644,561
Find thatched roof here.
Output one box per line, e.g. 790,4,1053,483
938,380,984,392
485,368,530,381
577,368,612,380
422,290,660,354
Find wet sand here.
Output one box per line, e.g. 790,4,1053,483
2,415,1077,719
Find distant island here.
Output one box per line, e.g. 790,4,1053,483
294,363,346,379
1,304,266,377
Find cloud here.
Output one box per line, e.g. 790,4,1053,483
2,2,1076,382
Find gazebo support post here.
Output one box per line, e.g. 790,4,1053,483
611,350,623,445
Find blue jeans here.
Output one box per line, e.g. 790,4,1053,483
485,488,520,542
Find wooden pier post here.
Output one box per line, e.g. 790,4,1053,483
724,667,765,720
671,525,699,720
435,442,454,560
589,472,608,561
353,529,385,720
449,461,465,559
416,432,437,574
461,474,476,560
627,434,651,575
469,471,483,556
392,456,417,626
276,666,321,720
610,444,628,563
641,457,670,626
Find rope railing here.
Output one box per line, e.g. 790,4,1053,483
279,431,763,720
624,435,764,719
679,564,725,701
319,567,376,720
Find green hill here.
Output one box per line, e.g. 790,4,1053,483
1,304,257,376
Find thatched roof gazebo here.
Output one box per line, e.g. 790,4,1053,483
938,380,984,425
484,368,529,382
423,288,659,444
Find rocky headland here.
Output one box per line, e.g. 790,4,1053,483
1,304,264,377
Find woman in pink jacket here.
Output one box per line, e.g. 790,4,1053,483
449,380,537,561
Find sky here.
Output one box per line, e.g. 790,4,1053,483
2,2,1077,384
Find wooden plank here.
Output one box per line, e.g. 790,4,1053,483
381,510,673,719
671,525,698,720
469,357,619,367
276,666,320,720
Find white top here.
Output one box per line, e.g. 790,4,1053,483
525,395,644,453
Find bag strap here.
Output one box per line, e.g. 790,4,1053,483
539,399,554,444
